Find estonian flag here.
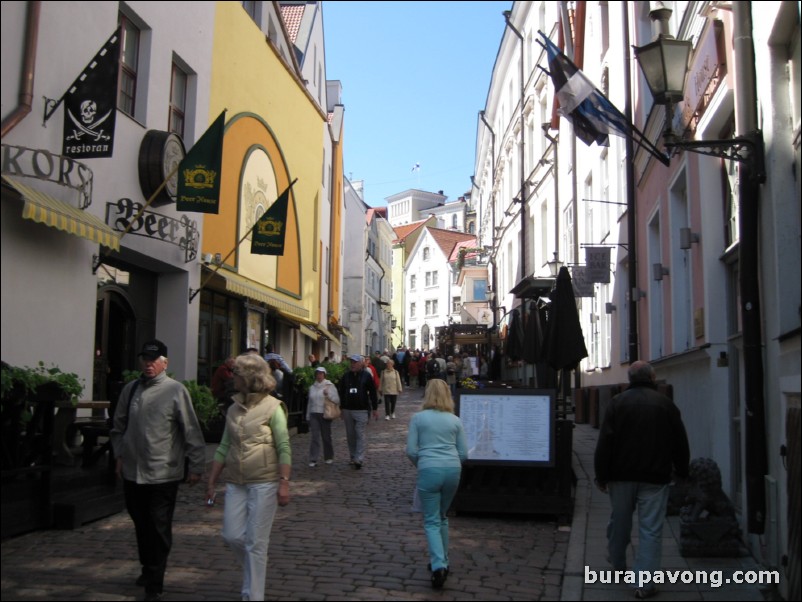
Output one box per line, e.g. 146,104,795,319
539,32,631,147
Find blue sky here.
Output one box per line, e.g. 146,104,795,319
323,1,511,206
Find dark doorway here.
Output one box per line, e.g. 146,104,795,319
95,285,136,402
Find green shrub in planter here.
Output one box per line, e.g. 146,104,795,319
181,380,219,429
292,361,349,397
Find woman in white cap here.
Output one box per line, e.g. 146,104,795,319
306,366,339,466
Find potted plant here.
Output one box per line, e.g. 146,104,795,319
1,362,84,470
181,380,224,442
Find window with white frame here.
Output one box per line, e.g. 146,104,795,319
118,14,141,117
425,271,438,287
410,274,416,290
423,247,430,261
168,62,187,137
564,202,575,265
425,300,438,316
410,302,416,318
452,296,461,313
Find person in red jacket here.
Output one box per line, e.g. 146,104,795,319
408,352,420,388
363,355,380,389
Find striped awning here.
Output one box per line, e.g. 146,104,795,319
317,325,338,342
3,176,120,251
299,324,318,340
210,267,309,318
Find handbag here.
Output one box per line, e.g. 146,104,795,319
323,398,341,420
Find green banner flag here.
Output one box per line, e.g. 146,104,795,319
176,110,225,213
251,180,297,256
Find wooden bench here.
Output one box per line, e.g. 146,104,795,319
74,401,113,469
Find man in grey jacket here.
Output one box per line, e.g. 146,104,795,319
111,339,206,602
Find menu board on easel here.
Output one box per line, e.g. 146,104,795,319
456,388,555,466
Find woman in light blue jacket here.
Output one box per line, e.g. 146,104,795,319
406,379,467,590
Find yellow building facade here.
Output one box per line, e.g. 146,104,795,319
196,2,328,386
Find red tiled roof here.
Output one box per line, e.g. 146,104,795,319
279,4,305,43
393,219,429,243
449,238,479,262
427,227,476,260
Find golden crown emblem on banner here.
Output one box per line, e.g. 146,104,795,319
182,167,217,190
257,217,283,236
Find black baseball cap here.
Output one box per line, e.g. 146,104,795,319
138,339,168,360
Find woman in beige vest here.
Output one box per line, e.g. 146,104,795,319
206,354,292,601
380,359,403,420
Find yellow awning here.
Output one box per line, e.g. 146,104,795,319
3,176,120,251
210,268,309,318
299,324,318,340
317,326,338,342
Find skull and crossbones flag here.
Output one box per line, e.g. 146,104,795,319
62,27,121,159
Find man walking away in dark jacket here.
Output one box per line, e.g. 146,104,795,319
594,361,690,600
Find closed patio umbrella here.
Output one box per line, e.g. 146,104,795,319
541,267,588,370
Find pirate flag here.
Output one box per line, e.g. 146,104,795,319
62,28,121,159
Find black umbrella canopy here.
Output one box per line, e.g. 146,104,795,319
505,307,525,362
541,266,588,370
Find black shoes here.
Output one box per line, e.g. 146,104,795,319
353,462,362,470
431,568,448,589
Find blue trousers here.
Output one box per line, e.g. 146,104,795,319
606,481,669,579
417,467,461,571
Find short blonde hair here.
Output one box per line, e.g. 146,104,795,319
234,353,276,393
422,379,454,413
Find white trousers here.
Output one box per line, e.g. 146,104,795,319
222,482,279,601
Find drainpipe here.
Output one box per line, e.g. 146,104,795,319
543,126,560,267
623,7,639,363
733,2,767,535
1,1,40,138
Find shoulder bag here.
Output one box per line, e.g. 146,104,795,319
323,385,341,420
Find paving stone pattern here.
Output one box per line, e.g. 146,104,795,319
1,386,568,601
